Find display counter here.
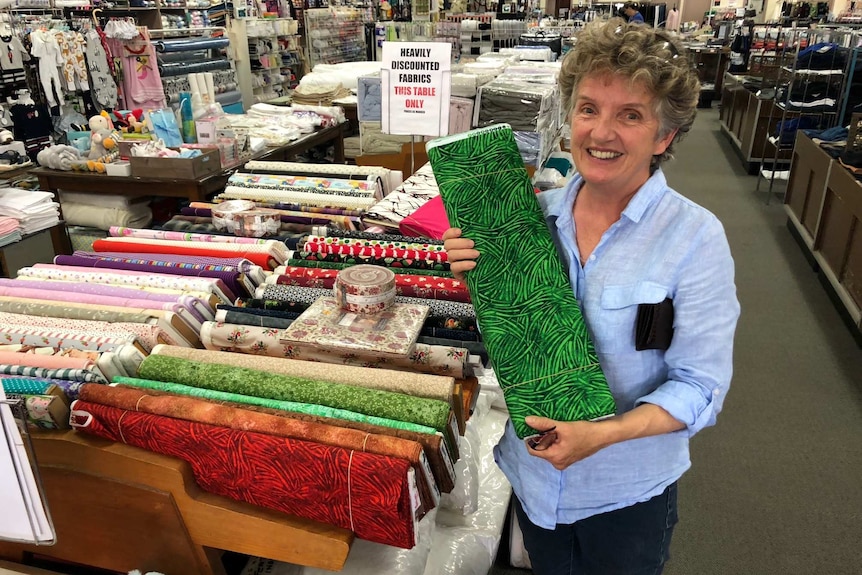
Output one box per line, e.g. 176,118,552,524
785,132,862,339
0,430,353,574
720,73,797,174
34,124,347,204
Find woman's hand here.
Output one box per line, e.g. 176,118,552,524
443,227,480,281
523,415,616,470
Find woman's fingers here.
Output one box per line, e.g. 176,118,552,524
443,228,479,281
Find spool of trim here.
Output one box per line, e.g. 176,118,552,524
334,265,396,314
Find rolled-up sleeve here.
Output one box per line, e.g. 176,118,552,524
637,218,740,436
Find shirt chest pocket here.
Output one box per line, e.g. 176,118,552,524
592,282,670,354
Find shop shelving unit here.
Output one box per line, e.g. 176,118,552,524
304,7,366,67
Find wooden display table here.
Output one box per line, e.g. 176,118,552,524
0,431,353,574
33,124,347,204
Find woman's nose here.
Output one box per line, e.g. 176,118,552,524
591,113,616,141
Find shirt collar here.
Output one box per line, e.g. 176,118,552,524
543,168,669,226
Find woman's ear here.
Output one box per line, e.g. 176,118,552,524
654,128,679,156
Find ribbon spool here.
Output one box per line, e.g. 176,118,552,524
334,265,396,315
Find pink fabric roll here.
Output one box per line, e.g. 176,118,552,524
109,226,272,245
0,351,94,371
0,285,195,319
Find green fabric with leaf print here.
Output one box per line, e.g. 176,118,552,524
136,355,450,432
426,124,617,439
113,377,437,434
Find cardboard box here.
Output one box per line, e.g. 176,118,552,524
129,148,222,180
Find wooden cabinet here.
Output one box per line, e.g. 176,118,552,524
785,133,862,337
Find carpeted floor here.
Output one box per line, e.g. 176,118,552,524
490,107,862,575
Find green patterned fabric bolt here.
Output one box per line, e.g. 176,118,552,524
112,377,437,435
426,124,617,438
136,355,451,432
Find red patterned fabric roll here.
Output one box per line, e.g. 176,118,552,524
70,399,417,548
334,265,397,314
304,240,449,263
277,270,471,303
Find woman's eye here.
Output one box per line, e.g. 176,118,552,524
625,112,641,121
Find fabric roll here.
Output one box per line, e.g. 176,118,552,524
219,187,376,211
0,285,209,326
216,305,300,322
303,235,447,253
0,311,170,352
227,173,377,197
0,278,212,313
0,325,136,354
334,265,396,314
77,384,434,510
272,267,471,303
142,376,453,493
0,365,107,383
0,297,163,326
303,240,449,263
235,298,310,313
70,399,417,548
199,321,467,378
156,37,230,52
319,227,444,245
151,344,455,404
1,376,85,400
137,354,451,432
187,205,363,229
114,376,436,435
259,284,475,320
289,249,450,273
216,309,294,329
0,351,93,371
398,195,450,240
427,124,616,438
91,238,283,270
286,258,454,279
21,264,232,303
53,255,244,300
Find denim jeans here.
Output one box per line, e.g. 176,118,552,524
513,482,678,575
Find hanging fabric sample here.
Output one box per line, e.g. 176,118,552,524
426,124,616,438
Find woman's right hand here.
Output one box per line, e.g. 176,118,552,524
443,227,480,282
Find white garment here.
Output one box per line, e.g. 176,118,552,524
0,36,27,71
666,8,680,32
29,30,64,107
85,29,117,109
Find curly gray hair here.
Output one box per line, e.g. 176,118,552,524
559,18,700,165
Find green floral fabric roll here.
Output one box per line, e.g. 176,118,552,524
427,124,617,438
113,377,438,435
136,355,451,432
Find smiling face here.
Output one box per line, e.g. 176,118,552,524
571,72,677,199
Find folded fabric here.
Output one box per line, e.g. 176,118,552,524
61,200,152,231
398,195,450,240
427,124,616,438
70,399,418,548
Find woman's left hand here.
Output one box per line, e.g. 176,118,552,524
524,415,615,470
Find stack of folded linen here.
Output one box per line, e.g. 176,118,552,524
0,188,60,235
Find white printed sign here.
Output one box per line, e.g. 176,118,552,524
381,41,451,137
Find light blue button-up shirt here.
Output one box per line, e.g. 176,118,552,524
494,168,740,529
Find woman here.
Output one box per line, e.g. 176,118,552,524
444,19,740,575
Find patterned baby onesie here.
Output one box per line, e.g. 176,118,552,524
85,29,117,109
29,29,64,108
55,31,89,91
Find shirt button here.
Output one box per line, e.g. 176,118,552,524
713,389,721,396
589,255,596,261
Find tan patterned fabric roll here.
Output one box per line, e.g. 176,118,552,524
151,344,454,403
334,265,397,314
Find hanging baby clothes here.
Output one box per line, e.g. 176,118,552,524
108,27,166,110
55,30,89,92
666,8,680,32
11,101,52,160
0,34,28,93
29,29,64,109
85,29,117,109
